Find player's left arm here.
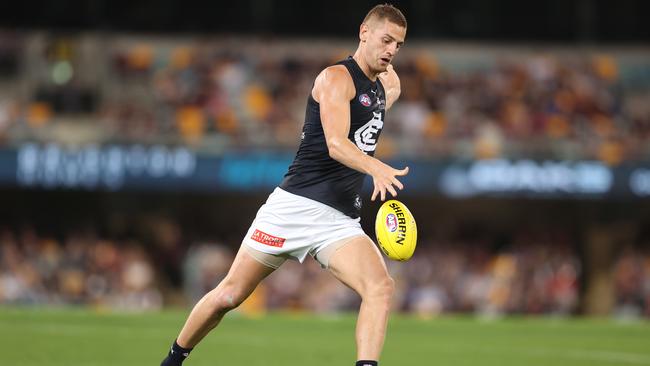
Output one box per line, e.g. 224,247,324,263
379,64,401,110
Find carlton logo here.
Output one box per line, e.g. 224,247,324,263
354,111,384,153
251,229,286,247
359,94,372,107
386,213,397,232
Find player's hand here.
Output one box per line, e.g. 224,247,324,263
382,63,395,75
369,161,409,201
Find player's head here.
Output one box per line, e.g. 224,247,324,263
358,4,407,74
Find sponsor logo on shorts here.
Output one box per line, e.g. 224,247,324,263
359,93,372,107
386,213,397,232
251,229,286,247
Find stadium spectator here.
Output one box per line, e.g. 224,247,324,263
1,33,649,161
0,227,162,310
3,222,650,318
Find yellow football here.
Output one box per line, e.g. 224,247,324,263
375,199,417,261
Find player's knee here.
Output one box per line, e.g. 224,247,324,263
364,275,395,304
207,286,246,313
381,276,396,299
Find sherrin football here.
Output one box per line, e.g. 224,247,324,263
375,199,417,261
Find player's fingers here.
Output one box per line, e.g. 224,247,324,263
380,187,386,201
371,186,378,201
387,184,398,198
395,166,409,176
391,177,404,190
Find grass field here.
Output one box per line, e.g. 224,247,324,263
1,307,650,366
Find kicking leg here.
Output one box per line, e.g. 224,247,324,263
326,235,394,362
177,245,279,346
162,245,280,365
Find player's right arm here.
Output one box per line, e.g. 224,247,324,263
313,65,409,201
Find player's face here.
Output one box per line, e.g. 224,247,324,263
362,19,406,74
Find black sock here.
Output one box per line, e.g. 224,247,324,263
356,361,378,366
161,340,193,366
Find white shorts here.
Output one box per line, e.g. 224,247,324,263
242,187,366,264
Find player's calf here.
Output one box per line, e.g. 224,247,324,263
160,283,250,364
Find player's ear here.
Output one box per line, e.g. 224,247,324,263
359,23,369,42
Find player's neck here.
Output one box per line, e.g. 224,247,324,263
352,52,378,81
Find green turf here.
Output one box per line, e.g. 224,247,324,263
1,307,650,366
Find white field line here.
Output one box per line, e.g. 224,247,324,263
488,346,650,365
564,350,650,365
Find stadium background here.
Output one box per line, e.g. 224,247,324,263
0,1,649,364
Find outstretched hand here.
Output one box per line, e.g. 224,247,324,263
370,162,409,201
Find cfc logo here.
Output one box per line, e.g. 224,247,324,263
354,112,384,153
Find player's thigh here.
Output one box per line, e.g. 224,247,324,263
218,245,279,297
327,235,392,296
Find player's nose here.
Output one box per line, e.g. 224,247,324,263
386,43,397,55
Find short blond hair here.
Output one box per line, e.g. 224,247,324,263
363,4,407,29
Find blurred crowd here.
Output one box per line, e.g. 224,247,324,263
1,32,650,317
2,223,649,317
196,228,650,318
183,228,587,317
0,227,162,310
0,32,649,162
614,246,650,318
392,53,650,163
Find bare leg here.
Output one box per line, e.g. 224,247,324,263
327,235,394,361
176,245,277,348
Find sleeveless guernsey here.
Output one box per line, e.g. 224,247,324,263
279,57,386,218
